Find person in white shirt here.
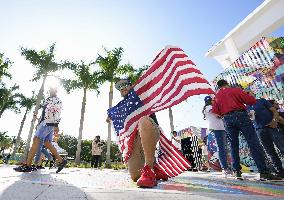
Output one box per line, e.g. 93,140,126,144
14,87,67,173
171,131,181,151
202,95,230,175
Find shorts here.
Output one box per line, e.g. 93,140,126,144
34,122,54,143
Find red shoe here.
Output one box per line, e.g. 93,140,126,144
136,165,157,188
153,164,168,181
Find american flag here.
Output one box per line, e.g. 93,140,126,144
107,45,214,177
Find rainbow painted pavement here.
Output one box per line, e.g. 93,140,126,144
1,165,284,199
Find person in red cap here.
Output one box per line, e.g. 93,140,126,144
202,95,230,177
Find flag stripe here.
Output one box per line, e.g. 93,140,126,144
161,154,183,174
153,87,213,112
159,140,189,170
160,134,191,168
135,56,195,97
157,159,175,177
161,155,180,175
135,47,184,88
151,77,211,109
139,67,204,103
161,156,179,176
159,142,188,170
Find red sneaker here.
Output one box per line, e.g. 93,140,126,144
136,165,157,188
153,164,168,181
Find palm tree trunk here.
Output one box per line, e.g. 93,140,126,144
169,107,174,133
75,87,87,165
11,107,29,159
0,95,6,119
0,109,4,118
105,82,113,168
22,75,47,161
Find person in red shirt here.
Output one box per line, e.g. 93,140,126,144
212,79,281,181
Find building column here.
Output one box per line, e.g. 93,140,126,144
224,38,240,63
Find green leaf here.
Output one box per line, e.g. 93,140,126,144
20,43,61,82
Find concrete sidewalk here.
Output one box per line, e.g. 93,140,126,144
0,164,284,200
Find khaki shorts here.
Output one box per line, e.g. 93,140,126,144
126,116,160,181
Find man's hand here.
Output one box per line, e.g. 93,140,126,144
54,127,59,136
106,117,111,123
267,119,278,129
33,112,39,120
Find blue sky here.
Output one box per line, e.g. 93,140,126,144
1,0,282,141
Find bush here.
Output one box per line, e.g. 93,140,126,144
8,160,18,165
111,162,126,170
64,161,126,170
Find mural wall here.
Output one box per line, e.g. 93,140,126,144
214,37,284,105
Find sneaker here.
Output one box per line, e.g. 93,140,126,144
222,169,232,178
49,160,55,169
233,171,243,180
136,165,157,188
153,164,168,181
260,172,282,181
192,168,198,172
56,160,67,173
14,165,36,172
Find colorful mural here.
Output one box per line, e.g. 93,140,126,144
207,131,222,170
214,37,284,105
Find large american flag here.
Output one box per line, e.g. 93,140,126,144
107,45,214,177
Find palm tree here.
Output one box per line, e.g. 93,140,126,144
96,47,134,168
168,108,174,132
20,43,61,160
61,61,101,164
0,53,12,80
0,84,23,118
0,131,13,154
11,92,36,158
128,65,149,84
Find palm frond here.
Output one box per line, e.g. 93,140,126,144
20,43,60,82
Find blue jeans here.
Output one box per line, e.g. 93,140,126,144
34,122,54,165
223,111,268,172
256,127,284,171
212,130,228,169
34,139,53,165
34,122,54,142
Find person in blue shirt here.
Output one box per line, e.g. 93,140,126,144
247,90,284,178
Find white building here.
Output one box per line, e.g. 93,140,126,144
205,0,284,69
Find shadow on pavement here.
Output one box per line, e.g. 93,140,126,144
0,165,95,200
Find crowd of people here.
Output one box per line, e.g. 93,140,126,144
8,77,284,188
202,79,284,180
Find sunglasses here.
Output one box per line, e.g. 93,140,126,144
116,81,131,91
